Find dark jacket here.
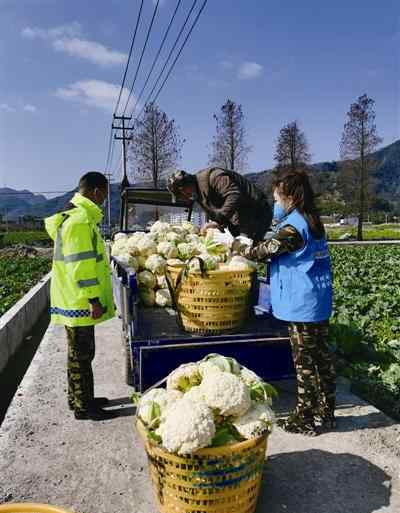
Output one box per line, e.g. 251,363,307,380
195,167,272,240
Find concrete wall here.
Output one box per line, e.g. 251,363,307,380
0,273,50,373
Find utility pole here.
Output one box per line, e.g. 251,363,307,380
113,115,133,187
113,115,133,231
104,172,113,237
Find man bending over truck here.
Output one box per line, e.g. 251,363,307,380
167,167,272,242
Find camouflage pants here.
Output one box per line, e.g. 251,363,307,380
65,326,95,412
288,321,336,420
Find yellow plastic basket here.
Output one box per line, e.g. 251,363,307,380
137,420,268,513
0,505,73,513
167,265,255,335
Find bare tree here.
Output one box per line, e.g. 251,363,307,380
130,103,184,188
209,99,251,173
274,121,311,171
339,94,382,240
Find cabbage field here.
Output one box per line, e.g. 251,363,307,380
330,245,400,419
0,257,51,316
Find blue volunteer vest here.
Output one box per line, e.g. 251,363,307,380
270,209,333,322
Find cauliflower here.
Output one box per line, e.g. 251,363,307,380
166,231,183,243
155,289,172,307
226,255,257,271
137,255,147,270
150,221,171,235
156,396,215,455
156,275,168,289
187,255,219,273
199,370,251,417
126,237,140,256
240,367,262,386
167,362,202,392
166,258,184,267
137,237,158,256
117,255,139,270
129,232,146,244
157,241,178,259
111,239,128,257
145,254,167,275
137,270,156,289
184,385,204,403
139,288,155,306
201,354,241,375
233,402,275,439
181,221,200,234
170,225,187,235
177,242,199,261
114,232,128,242
138,388,182,427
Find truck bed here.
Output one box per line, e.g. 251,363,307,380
133,306,289,342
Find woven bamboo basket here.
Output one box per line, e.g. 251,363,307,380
0,505,73,513
166,265,255,335
137,420,268,513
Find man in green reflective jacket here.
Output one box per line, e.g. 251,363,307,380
45,172,115,420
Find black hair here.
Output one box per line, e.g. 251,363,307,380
272,169,325,239
79,172,108,192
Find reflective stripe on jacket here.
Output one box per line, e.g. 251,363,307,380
45,193,115,327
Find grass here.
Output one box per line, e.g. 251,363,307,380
326,224,400,240
0,231,51,247
0,257,51,316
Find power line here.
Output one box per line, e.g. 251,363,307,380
122,0,161,117
114,0,145,116
104,126,114,173
150,0,208,107
135,0,201,121
127,0,183,120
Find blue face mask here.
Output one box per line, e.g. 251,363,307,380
273,201,287,221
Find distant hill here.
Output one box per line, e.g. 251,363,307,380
246,139,400,204
3,140,400,222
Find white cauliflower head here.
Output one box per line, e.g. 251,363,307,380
117,255,138,270
139,288,155,306
137,237,158,256
226,256,257,271
199,370,251,417
137,270,156,289
155,289,172,307
137,255,147,270
233,402,275,439
200,354,241,375
157,241,178,259
156,396,215,455
166,231,183,243
145,254,167,275
156,275,168,289
181,221,200,234
126,237,140,256
166,362,202,392
114,232,128,242
137,388,182,427
150,221,171,235
177,242,199,261
166,258,184,267
111,239,128,257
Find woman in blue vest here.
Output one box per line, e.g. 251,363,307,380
243,169,335,435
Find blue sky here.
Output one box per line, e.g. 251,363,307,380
0,0,398,195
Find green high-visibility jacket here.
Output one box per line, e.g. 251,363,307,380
45,193,115,327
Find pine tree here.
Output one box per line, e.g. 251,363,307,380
339,94,382,240
209,99,251,173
